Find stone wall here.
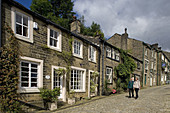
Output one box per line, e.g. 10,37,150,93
2,2,99,108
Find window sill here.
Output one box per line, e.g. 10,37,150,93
88,59,96,63
48,46,62,52
106,57,120,62
15,34,33,43
72,90,86,93
73,53,83,59
18,88,40,93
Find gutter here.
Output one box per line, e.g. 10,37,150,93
157,51,159,86
142,44,145,87
101,39,105,95
97,47,101,96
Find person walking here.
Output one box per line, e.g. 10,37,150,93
133,77,140,99
128,77,134,98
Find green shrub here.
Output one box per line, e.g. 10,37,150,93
39,87,60,103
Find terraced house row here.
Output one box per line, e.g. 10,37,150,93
0,0,170,108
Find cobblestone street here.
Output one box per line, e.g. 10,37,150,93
55,85,170,113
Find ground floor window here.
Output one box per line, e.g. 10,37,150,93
20,61,38,88
106,67,113,83
71,68,85,91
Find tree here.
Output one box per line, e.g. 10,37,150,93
30,0,75,30
30,0,53,17
80,17,104,38
114,49,137,91
0,24,21,112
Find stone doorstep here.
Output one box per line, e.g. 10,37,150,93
21,100,45,113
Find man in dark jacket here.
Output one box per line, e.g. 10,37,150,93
128,77,134,98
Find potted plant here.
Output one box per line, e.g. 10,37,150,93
68,90,76,105
39,87,60,111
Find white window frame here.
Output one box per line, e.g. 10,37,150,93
151,51,154,58
145,59,149,70
70,66,86,92
154,62,156,70
112,48,115,59
11,7,33,43
115,51,120,61
106,67,113,83
19,56,43,93
88,45,96,63
162,54,164,61
145,49,148,56
151,62,154,69
47,25,62,52
72,38,83,58
154,52,157,59
106,47,111,58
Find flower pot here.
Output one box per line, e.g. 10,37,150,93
68,98,76,105
48,101,57,111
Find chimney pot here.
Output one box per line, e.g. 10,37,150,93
125,28,127,34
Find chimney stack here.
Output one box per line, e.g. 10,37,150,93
71,16,81,33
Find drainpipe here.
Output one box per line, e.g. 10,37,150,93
157,51,159,86
0,0,2,51
142,44,145,87
97,47,101,96
101,39,105,95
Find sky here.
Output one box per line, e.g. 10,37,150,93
15,0,170,51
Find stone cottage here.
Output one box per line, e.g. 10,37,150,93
1,0,100,107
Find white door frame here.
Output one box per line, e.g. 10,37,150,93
88,70,98,98
88,70,94,98
150,75,152,86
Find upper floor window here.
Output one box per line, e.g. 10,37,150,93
106,67,113,83
47,25,62,52
89,46,96,62
151,62,154,69
115,51,120,61
162,54,164,61
145,59,149,70
112,49,115,59
137,62,140,69
106,47,111,58
50,29,58,47
154,62,156,70
154,52,157,59
73,39,83,58
151,51,154,58
16,12,29,37
11,7,33,43
145,49,148,56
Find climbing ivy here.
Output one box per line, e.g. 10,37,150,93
90,71,99,93
114,49,137,91
55,36,74,96
0,24,21,112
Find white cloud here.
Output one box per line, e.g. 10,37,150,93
73,0,170,51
